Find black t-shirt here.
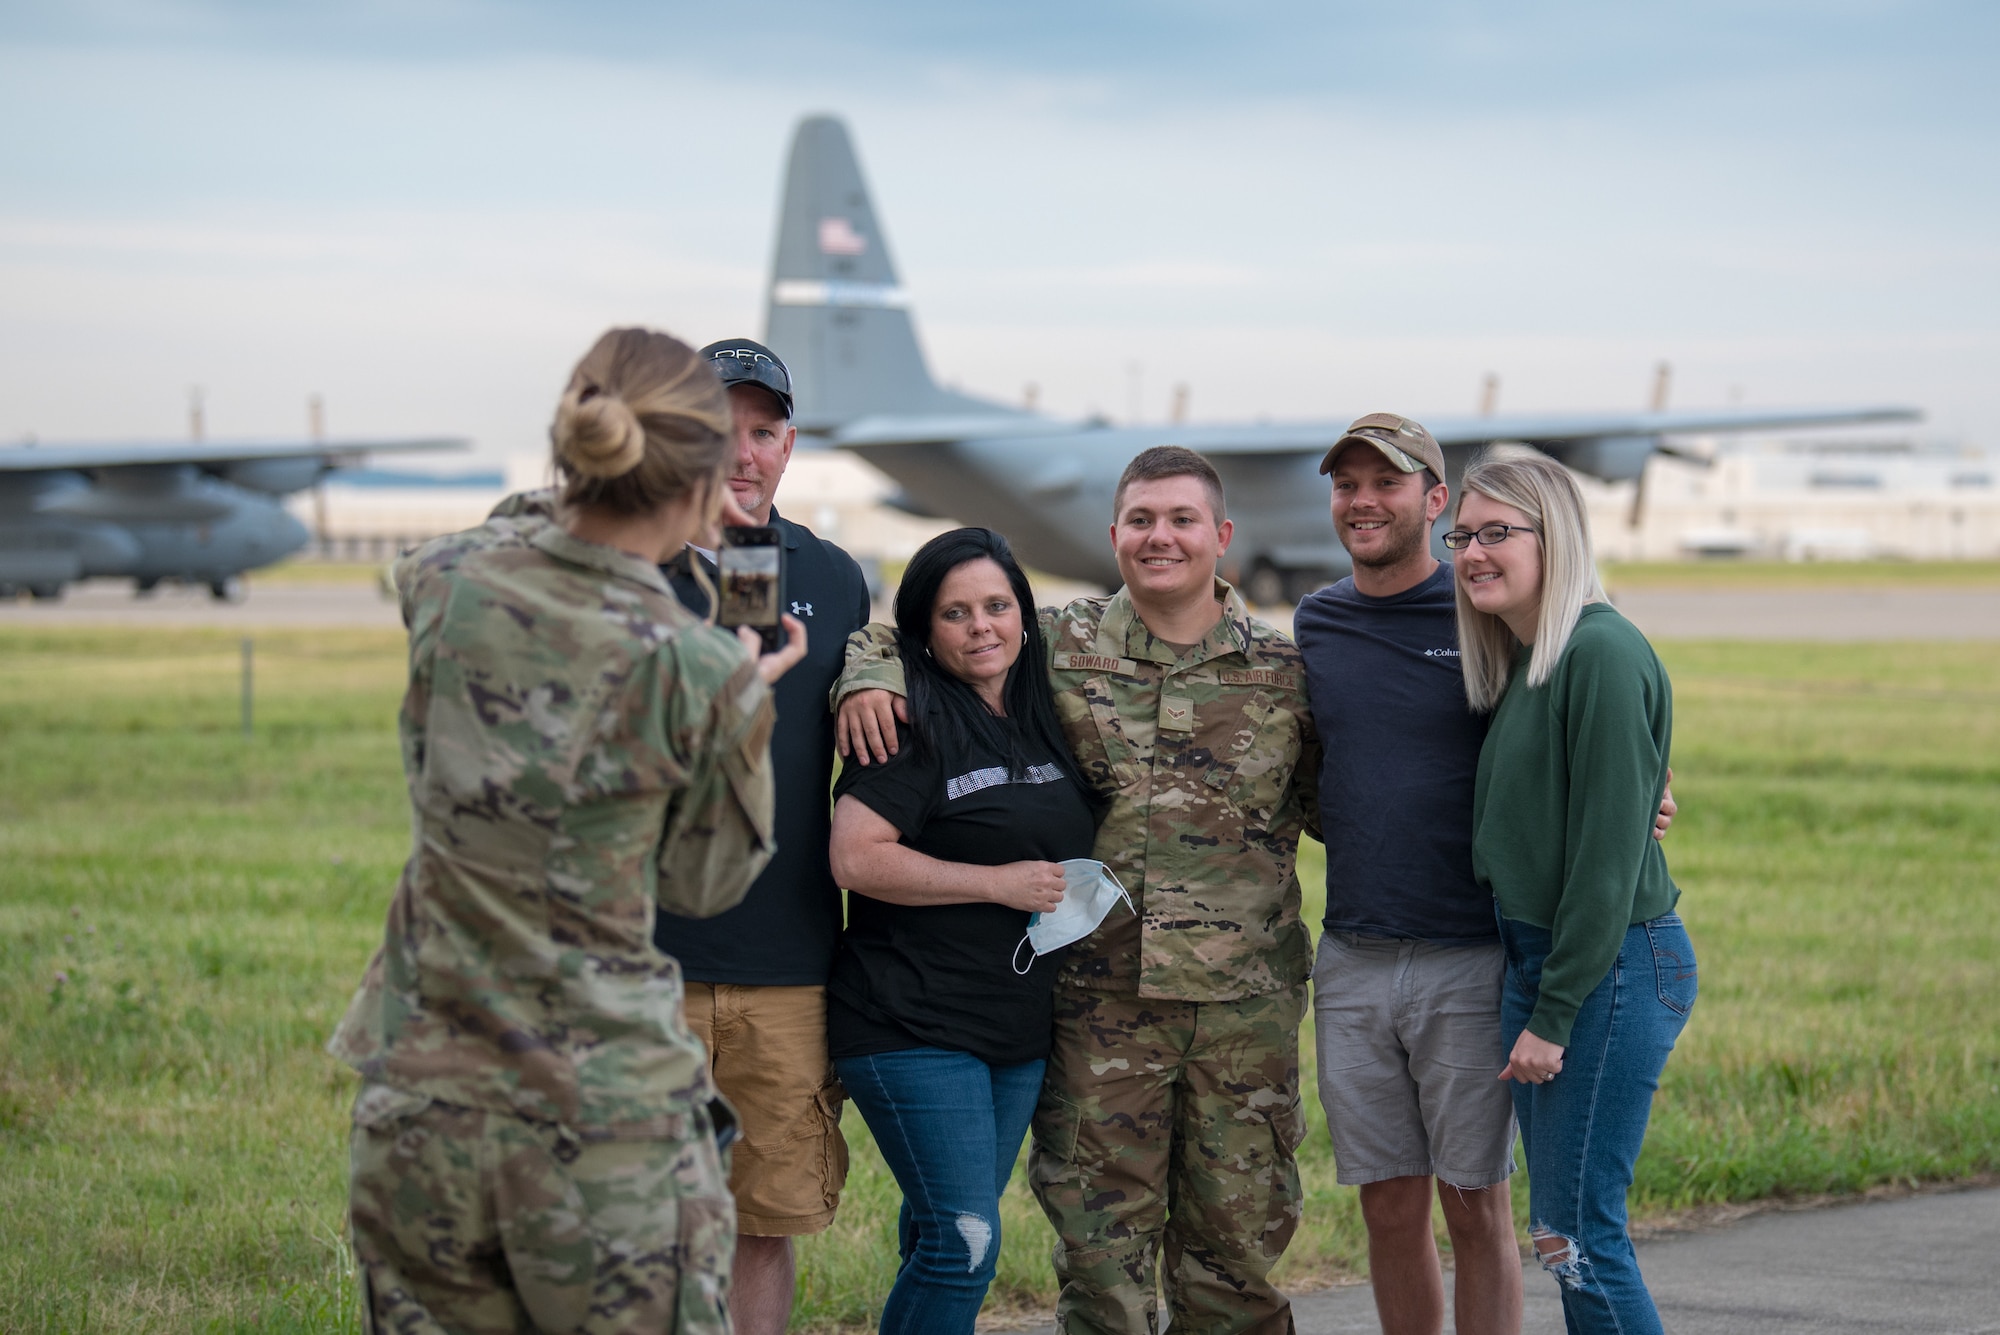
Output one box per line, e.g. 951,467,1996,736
827,717,1097,1067
652,508,872,984
1293,563,1495,944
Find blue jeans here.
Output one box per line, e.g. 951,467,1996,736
834,1047,1045,1335
1499,913,1697,1335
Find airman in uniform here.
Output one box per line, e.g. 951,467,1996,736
329,327,804,1334
838,446,1320,1335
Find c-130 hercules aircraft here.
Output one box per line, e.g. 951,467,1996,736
764,115,1920,599
0,429,463,601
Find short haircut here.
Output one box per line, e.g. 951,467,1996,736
1452,445,1607,712
1114,446,1226,524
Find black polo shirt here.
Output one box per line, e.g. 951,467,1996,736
653,506,871,984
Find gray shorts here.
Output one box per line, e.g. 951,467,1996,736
1312,931,1517,1188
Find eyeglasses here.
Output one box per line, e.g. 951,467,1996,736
1441,523,1538,550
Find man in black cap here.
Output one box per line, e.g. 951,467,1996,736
655,338,871,1335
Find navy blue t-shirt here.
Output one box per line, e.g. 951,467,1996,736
1293,562,1494,944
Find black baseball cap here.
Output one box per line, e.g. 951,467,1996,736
699,338,794,420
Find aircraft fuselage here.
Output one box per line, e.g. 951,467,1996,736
0,468,310,598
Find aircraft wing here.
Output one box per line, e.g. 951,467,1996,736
1148,405,1921,458
1419,405,1920,448
835,406,1920,458
833,415,1077,449
0,436,467,472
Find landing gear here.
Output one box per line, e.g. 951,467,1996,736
29,583,64,602
1284,569,1331,603
134,577,159,597
1246,561,1286,607
209,576,245,603
1244,562,1334,608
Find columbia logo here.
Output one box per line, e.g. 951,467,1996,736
1423,648,1461,658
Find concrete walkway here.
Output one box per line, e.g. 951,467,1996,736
1022,1186,2000,1333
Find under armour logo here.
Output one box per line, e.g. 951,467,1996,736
791,601,813,617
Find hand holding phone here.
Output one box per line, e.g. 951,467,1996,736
718,525,785,653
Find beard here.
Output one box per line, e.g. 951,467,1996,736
1348,509,1431,570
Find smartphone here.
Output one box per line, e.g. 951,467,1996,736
718,525,785,653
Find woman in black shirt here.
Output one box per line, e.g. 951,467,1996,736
828,527,1098,1335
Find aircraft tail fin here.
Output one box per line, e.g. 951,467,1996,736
763,115,1014,433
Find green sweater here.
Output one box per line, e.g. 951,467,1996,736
1472,603,1679,1046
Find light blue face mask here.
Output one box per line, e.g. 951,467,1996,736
1012,859,1134,975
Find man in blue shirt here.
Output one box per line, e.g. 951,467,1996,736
1297,415,1671,1335
1295,413,1522,1335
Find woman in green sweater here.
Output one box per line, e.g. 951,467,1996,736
1449,446,1696,1335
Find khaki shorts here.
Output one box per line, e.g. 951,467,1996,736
683,982,847,1235
1312,932,1517,1188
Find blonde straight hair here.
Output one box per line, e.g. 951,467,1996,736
1454,445,1607,712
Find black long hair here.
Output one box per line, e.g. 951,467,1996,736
895,528,1091,800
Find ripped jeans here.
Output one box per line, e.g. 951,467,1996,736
1499,913,1697,1335
835,1047,1044,1334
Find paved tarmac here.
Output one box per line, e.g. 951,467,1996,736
1611,589,2000,641
1019,1186,2000,1334
0,578,403,628
7,580,2000,639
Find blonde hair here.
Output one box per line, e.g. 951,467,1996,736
1454,445,1607,712
550,328,734,516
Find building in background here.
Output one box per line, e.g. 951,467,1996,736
1584,436,1999,563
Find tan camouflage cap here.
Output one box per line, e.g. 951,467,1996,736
1318,412,1446,479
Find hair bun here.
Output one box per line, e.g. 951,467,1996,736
554,387,647,479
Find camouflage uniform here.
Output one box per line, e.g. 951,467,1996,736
330,493,777,1334
837,581,1320,1334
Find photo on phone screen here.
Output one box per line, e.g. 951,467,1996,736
718,526,783,650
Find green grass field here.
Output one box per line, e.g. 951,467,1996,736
2,627,1996,1331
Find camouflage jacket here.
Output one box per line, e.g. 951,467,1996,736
329,498,777,1139
837,581,1318,1002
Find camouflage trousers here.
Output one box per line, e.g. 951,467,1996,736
347,1084,734,1335
1028,986,1308,1335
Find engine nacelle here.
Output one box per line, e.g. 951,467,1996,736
1546,435,1658,483
37,465,237,523
220,457,326,495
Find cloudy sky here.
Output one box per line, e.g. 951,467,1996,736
2,0,1994,462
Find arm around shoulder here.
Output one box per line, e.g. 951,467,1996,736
832,621,907,706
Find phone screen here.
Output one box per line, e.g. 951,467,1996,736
718,526,783,650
